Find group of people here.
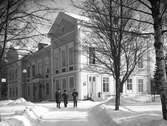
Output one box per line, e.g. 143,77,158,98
55,88,78,108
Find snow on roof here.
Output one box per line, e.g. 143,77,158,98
64,12,89,21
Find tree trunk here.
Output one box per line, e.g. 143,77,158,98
115,78,121,110
151,1,167,120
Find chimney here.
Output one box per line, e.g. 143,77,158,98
38,43,48,50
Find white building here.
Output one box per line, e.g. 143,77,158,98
48,12,154,100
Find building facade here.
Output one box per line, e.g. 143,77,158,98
6,47,22,99
48,12,153,100
21,44,51,101
0,46,7,100
6,12,154,101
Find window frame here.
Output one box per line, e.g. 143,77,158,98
138,79,144,92
102,77,109,92
127,79,132,90
69,76,75,90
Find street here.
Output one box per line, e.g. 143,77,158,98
35,101,100,126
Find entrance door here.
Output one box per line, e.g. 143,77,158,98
88,76,96,99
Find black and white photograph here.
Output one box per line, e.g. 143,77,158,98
0,0,167,126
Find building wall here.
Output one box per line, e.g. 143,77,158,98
21,46,51,101
49,12,79,100
77,16,153,98
7,61,22,99
5,12,155,101
48,12,154,100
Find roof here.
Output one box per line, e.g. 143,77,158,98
48,12,89,35
64,12,89,21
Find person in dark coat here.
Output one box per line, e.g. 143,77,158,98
55,89,59,108
62,90,68,108
72,89,78,108
55,89,61,108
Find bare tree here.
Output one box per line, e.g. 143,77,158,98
0,0,58,62
73,0,150,110
0,0,58,85
75,0,167,120
130,0,167,120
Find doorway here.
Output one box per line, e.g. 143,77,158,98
87,76,96,100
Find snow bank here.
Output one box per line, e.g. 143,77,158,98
88,105,120,126
0,100,13,106
105,95,161,106
149,120,167,126
7,98,34,106
92,103,167,126
0,118,24,126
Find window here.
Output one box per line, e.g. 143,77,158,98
15,69,17,80
62,50,66,67
138,79,143,92
9,71,11,81
89,76,91,82
27,67,30,78
55,51,59,69
28,86,30,96
12,71,14,81
62,78,67,90
46,83,49,95
38,63,42,74
69,76,75,89
32,65,35,77
13,88,14,97
69,47,74,65
138,57,143,68
56,80,60,89
103,77,109,92
46,67,50,73
89,47,96,64
127,79,132,90
10,88,12,97
93,76,96,82
16,87,18,96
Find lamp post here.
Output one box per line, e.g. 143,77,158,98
22,69,27,98
1,78,7,100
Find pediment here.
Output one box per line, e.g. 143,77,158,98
48,12,77,37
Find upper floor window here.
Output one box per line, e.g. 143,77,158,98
46,83,49,95
27,67,30,78
103,77,109,92
46,66,50,73
38,62,42,74
55,50,59,69
15,69,17,80
32,65,35,77
138,57,143,68
62,50,66,67
127,79,132,90
9,71,11,81
69,47,74,65
12,71,14,81
89,47,96,64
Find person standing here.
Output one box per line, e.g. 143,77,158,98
72,89,78,108
55,89,59,108
62,90,68,108
55,89,61,108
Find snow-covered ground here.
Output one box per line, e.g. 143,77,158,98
0,95,167,126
